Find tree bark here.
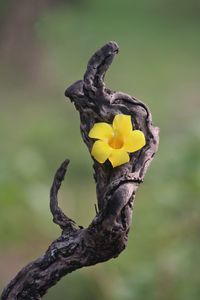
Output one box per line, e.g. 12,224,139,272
1,41,159,300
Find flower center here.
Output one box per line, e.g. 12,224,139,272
108,136,124,149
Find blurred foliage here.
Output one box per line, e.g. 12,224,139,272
0,0,200,299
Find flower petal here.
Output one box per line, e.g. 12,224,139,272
108,149,130,167
91,140,112,163
112,114,133,136
89,123,113,141
124,130,146,152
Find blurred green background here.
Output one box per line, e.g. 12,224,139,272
0,0,200,299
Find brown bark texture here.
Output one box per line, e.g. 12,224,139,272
1,41,159,300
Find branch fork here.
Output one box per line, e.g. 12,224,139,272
1,41,159,300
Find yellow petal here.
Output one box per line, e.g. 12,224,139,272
89,123,113,141
112,114,133,136
91,140,112,163
123,130,146,152
108,149,130,167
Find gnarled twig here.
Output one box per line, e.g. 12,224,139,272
1,41,159,300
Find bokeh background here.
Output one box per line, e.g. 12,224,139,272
0,0,200,299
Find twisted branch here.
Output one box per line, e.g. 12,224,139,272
1,41,159,300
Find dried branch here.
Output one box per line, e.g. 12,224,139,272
1,41,159,300
49,159,76,230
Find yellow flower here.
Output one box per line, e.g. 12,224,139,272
89,114,146,167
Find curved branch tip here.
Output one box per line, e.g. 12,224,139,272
50,159,76,230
